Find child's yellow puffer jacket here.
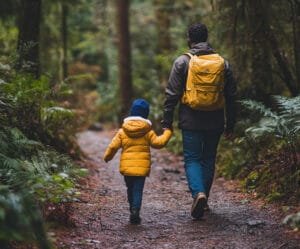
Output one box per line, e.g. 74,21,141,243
103,117,172,176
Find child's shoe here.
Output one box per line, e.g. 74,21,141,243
130,208,141,224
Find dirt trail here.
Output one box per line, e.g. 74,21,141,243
54,130,300,249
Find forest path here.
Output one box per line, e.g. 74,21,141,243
54,130,300,249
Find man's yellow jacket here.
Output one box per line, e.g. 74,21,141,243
103,117,172,176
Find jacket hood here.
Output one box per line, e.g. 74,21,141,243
122,116,152,138
189,42,214,55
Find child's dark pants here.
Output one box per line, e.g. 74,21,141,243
124,176,146,210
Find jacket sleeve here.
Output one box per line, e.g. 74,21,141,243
147,129,172,149
224,61,237,133
161,55,189,128
103,130,122,162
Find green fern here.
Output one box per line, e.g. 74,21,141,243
0,187,51,249
218,96,300,204
0,62,84,246
0,72,79,154
239,99,278,120
240,96,300,140
0,124,81,246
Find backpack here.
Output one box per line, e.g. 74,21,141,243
181,52,225,111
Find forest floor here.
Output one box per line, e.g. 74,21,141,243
53,130,300,249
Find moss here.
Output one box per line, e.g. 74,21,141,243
266,192,284,202
217,130,299,204
243,171,259,189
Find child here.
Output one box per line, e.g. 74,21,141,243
103,99,172,224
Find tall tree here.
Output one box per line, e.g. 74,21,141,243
154,0,172,53
247,0,274,102
154,0,173,87
263,0,299,96
0,0,18,19
218,0,300,97
61,2,68,79
291,0,300,95
116,0,133,120
17,0,41,78
266,27,298,96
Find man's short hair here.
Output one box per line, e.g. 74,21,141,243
188,23,208,43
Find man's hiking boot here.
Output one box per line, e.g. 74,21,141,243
191,192,207,219
130,208,141,224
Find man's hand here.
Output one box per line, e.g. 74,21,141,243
161,119,173,130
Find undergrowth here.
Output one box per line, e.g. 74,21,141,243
0,63,88,247
218,96,300,202
217,95,300,230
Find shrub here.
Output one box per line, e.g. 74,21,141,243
0,187,51,249
0,69,80,155
0,126,87,246
0,64,87,246
217,96,300,203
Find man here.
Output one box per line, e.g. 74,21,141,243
162,23,237,219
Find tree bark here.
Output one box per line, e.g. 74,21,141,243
62,3,68,79
267,29,299,96
247,0,274,102
154,0,172,53
17,0,41,78
291,0,300,94
116,0,133,120
154,0,172,86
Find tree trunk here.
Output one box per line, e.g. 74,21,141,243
154,0,172,86
247,0,274,102
291,0,300,95
154,0,172,52
267,29,299,96
62,3,68,79
17,0,41,78
116,0,133,120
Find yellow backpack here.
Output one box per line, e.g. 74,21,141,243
181,53,225,111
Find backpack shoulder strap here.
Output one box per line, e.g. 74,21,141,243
184,52,193,58
182,53,193,91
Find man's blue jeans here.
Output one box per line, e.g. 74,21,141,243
182,130,222,199
124,176,146,210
